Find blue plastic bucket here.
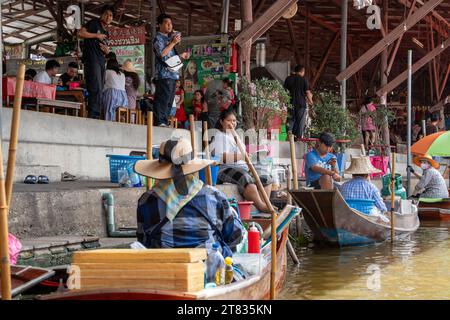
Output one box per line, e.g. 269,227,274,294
199,156,220,185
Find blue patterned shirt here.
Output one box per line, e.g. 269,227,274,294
137,185,244,252
153,32,180,80
340,177,388,212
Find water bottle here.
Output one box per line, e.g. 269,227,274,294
205,243,225,286
248,222,261,253
127,163,141,187
224,257,234,285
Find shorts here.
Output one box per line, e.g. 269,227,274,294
217,166,273,195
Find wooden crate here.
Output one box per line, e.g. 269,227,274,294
71,249,207,292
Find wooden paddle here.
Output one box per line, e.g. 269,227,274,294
0,140,11,300
202,121,213,185
5,64,25,208
390,152,396,243
146,111,153,191
289,133,299,190
230,129,278,300
189,115,199,178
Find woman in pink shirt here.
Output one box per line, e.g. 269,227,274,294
359,97,377,150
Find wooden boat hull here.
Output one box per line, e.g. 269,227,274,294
0,265,55,299
418,200,450,221
290,190,420,247
38,230,288,300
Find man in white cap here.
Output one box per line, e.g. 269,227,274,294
340,156,388,213
134,137,244,257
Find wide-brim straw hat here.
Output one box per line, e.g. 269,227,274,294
134,138,214,180
345,156,382,175
122,60,136,73
413,154,439,169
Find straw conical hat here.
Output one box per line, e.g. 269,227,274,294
345,156,381,175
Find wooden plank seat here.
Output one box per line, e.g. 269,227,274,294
36,98,82,117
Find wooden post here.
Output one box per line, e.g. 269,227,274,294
289,133,299,190
0,137,12,300
5,64,25,207
390,152,396,243
146,112,153,191
189,115,196,158
231,129,277,300
202,121,213,185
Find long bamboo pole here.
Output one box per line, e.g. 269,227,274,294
146,112,153,191
289,133,299,190
230,129,277,300
189,115,196,157
0,133,11,300
390,152,396,243
202,121,212,185
5,64,25,207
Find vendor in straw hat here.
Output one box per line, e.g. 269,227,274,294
121,60,140,110
340,156,388,213
134,137,244,255
410,154,449,199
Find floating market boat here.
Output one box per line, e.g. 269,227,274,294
0,265,54,299
38,206,300,300
290,189,420,246
418,198,450,221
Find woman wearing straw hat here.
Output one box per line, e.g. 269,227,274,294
134,137,244,256
340,156,388,214
411,154,449,199
122,60,140,110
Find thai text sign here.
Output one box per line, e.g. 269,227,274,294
106,26,146,46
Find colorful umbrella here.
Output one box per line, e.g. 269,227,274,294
411,131,450,156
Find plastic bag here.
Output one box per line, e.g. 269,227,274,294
8,233,22,265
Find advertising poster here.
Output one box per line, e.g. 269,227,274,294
182,43,236,114
107,26,146,95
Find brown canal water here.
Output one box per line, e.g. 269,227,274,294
279,221,450,300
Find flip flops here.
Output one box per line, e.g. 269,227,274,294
24,175,50,184
61,171,79,182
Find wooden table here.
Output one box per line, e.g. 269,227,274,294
36,98,82,117
56,90,86,117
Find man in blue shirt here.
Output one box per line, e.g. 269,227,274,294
305,132,341,189
153,14,190,126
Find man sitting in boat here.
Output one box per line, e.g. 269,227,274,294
411,154,449,199
340,156,388,215
134,137,244,256
305,132,342,189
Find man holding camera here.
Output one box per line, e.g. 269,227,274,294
153,13,190,126
79,5,114,119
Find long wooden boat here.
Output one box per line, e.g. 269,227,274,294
418,198,450,221
290,189,420,247
38,206,300,300
0,265,55,299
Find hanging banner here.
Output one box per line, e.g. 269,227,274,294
183,43,236,114
107,26,146,95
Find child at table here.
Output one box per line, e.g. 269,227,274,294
102,59,128,121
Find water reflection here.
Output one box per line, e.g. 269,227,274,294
280,221,450,300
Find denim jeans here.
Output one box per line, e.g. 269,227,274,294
153,78,176,125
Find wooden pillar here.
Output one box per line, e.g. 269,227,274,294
380,0,390,154
305,8,310,79
187,11,192,36
240,0,253,79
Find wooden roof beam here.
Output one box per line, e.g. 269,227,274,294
376,36,450,97
235,0,298,47
336,0,444,82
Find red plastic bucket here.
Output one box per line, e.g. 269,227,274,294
237,201,253,220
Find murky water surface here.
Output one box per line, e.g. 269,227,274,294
280,221,450,299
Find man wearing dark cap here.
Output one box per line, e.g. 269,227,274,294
79,5,114,119
305,132,341,189
426,113,440,135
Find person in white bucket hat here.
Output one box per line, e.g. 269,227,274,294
340,156,388,213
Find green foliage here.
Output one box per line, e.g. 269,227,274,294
240,77,292,131
308,91,358,151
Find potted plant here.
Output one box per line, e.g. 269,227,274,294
307,91,359,174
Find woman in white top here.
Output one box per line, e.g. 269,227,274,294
209,109,273,213
102,59,128,121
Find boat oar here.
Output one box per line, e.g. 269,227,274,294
230,129,278,300
5,64,25,208
202,121,212,185
146,111,153,190
285,165,300,265
390,152,396,243
0,127,11,300
289,133,299,190
189,115,199,178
